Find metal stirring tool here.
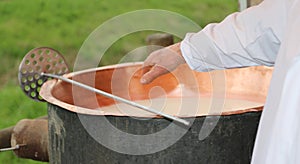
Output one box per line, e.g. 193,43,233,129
18,47,190,126
0,144,26,152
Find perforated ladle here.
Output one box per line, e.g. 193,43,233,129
18,47,190,126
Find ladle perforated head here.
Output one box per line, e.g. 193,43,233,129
18,47,70,102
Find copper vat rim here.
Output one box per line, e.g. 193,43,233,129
40,62,265,117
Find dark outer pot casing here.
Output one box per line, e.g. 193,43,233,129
48,103,261,164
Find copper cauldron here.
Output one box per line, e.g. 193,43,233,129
40,63,272,164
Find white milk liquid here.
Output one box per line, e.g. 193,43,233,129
98,97,263,117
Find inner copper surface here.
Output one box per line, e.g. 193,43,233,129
40,63,273,116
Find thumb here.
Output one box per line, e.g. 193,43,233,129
140,65,169,84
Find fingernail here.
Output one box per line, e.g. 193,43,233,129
140,78,147,84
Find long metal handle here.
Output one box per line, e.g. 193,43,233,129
41,73,190,126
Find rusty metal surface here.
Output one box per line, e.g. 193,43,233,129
18,47,69,102
40,63,273,117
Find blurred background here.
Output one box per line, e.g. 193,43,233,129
0,0,237,163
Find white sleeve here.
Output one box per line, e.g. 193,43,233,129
181,0,287,72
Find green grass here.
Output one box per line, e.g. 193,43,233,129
0,0,238,163
0,85,46,163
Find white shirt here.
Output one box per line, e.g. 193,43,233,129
181,0,300,163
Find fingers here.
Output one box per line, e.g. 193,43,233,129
141,64,153,75
140,65,169,84
140,42,185,84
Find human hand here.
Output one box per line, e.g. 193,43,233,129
140,42,186,84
